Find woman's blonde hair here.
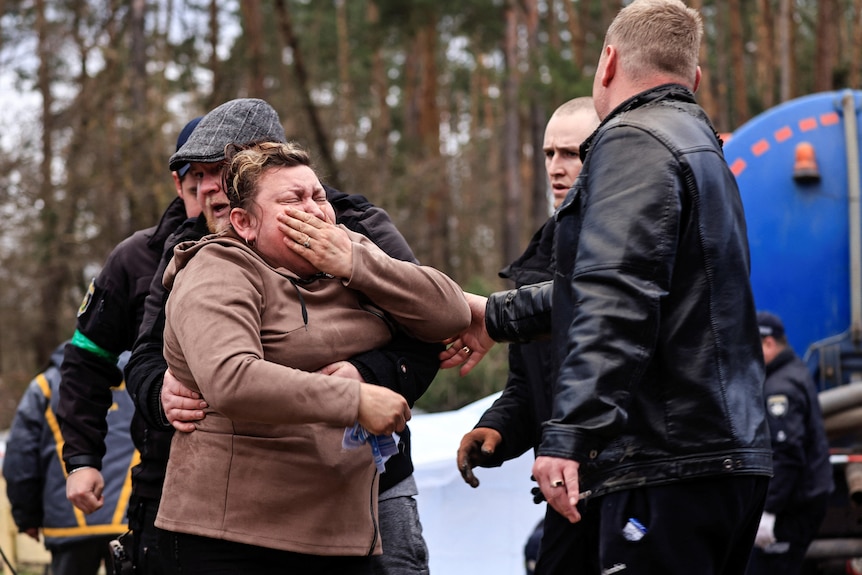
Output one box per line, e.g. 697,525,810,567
223,141,313,213
605,0,703,85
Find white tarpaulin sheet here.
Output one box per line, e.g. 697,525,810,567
410,392,546,575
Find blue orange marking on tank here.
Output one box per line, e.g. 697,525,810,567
730,113,841,178
752,140,770,156
799,117,818,132
775,126,793,143
821,112,839,126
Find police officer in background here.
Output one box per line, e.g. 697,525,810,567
4,343,136,575
747,311,833,575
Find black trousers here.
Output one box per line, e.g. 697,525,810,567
534,504,588,575
535,475,768,575
50,536,114,575
159,530,374,575
128,495,167,575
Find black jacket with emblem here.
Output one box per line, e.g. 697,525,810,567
485,84,772,497
763,347,833,514
57,197,189,473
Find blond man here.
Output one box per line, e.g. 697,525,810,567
444,2,771,573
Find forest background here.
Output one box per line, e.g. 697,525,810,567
0,0,859,427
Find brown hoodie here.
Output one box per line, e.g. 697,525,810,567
155,227,470,555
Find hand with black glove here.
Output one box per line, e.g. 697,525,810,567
457,427,503,488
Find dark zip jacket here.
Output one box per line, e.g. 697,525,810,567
57,197,188,472
474,218,556,463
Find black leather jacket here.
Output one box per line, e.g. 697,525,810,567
486,85,772,497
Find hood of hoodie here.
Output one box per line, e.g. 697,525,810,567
163,228,303,292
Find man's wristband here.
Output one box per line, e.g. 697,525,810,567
67,466,94,476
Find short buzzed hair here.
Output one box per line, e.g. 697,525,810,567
605,0,702,85
551,97,595,119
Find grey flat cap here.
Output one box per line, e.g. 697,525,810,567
169,98,287,172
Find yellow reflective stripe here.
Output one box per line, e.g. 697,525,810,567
39,374,90,527
41,370,138,531
35,373,51,399
43,524,127,538
113,450,140,525
39,374,64,475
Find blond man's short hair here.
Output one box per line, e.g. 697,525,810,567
605,0,702,84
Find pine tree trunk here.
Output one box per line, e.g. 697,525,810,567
728,0,749,126
525,0,548,233
756,0,775,109
367,1,391,201
562,0,583,71
852,0,862,89
35,0,63,361
206,0,222,108
815,0,838,92
335,0,355,163
240,0,266,99
777,0,793,102
502,0,521,268
690,0,719,127
416,19,448,269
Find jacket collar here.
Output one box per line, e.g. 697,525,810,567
147,196,189,251
580,83,697,162
765,346,796,377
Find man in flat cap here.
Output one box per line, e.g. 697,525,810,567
126,98,438,575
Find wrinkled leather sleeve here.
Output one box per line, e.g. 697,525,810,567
485,280,553,344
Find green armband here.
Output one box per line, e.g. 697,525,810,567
70,330,119,363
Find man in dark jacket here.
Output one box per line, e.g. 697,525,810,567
456,97,599,575
746,311,832,575
4,343,135,575
125,98,438,575
58,116,202,516
442,1,772,573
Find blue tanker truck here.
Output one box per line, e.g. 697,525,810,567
726,89,862,573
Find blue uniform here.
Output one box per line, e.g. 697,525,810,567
3,342,136,575
747,346,833,574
